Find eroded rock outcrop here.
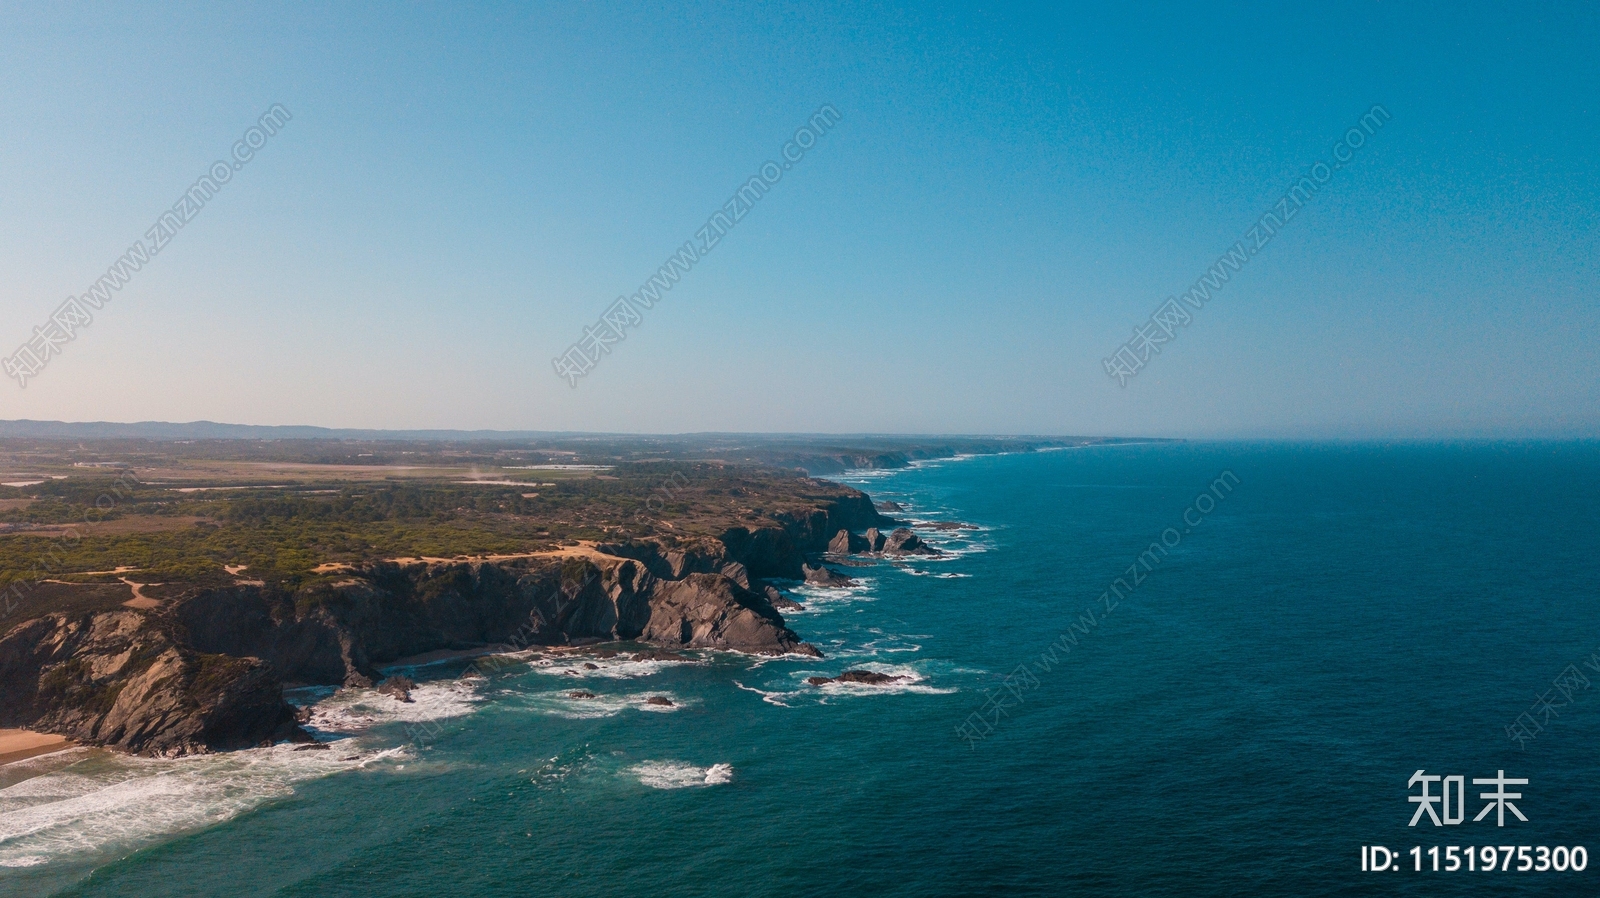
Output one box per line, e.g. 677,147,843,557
0,610,305,756
882,527,940,556
719,561,752,589
864,527,886,553
376,675,415,702
642,573,820,656
802,564,857,587
827,529,869,555
762,584,802,611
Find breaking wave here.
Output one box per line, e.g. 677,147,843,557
0,740,403,869
527,653,701,680
300,679,485,738
626,761,733,789
516,689,688,719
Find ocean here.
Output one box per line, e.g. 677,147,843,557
3,441,1599,897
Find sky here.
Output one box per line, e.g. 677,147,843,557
0,1,1595,438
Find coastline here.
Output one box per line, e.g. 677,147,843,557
0,441,1025,761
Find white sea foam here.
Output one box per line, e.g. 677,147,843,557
527,653,700,680
898,568,972,578
626,761,732,789
806,663,957,697
857,636,924,654
733,680,792,707
785,579,875,613
739,662,958,708
911,533,992,558
0,740,401,868
302,679,484,736
520,689,687,719
907,518,993,533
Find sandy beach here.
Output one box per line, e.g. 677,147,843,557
0,728,74,765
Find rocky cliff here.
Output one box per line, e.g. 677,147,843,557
0,610,304,756
0,486,886,756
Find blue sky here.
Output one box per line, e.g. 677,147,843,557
0,2,1595,437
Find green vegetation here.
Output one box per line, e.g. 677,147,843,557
0,440,862,607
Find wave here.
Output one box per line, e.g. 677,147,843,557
301,679,485,737
526,745,596,788
733,680,792,707
526,653,701,680
0,740,402,869
625,761,732,789
857,636,924,654
898,569,973,578
739,663,958,708
802,663,958,697
515,689,688,720
784,579,876,613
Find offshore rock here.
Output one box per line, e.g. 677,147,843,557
763,584,803,611
863,527,886,553
802,564,856,587
806,670,908,687
881,528,940,556
376,675,415,702
827,529,870,555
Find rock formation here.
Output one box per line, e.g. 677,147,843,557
376,675,415,702
806,669,909,687
0,479,889,756
642,573,820,656
0,610,305,756
762,584,802,611
802,564,857,587
864,527,886,552
881,527,940,556
826,529,870,555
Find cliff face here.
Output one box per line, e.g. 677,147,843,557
0,484,882,756
0,610,304,756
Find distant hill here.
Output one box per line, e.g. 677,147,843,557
0,419,1112,445
0,419,1160,474
0,419,579,441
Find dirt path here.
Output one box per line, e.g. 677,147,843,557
119,577,163,609
312,541,619,575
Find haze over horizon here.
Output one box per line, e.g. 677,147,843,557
2,3,1595,439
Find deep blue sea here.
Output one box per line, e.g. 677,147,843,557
5,441,1600,897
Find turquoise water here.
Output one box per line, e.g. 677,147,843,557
5,442,1600,896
